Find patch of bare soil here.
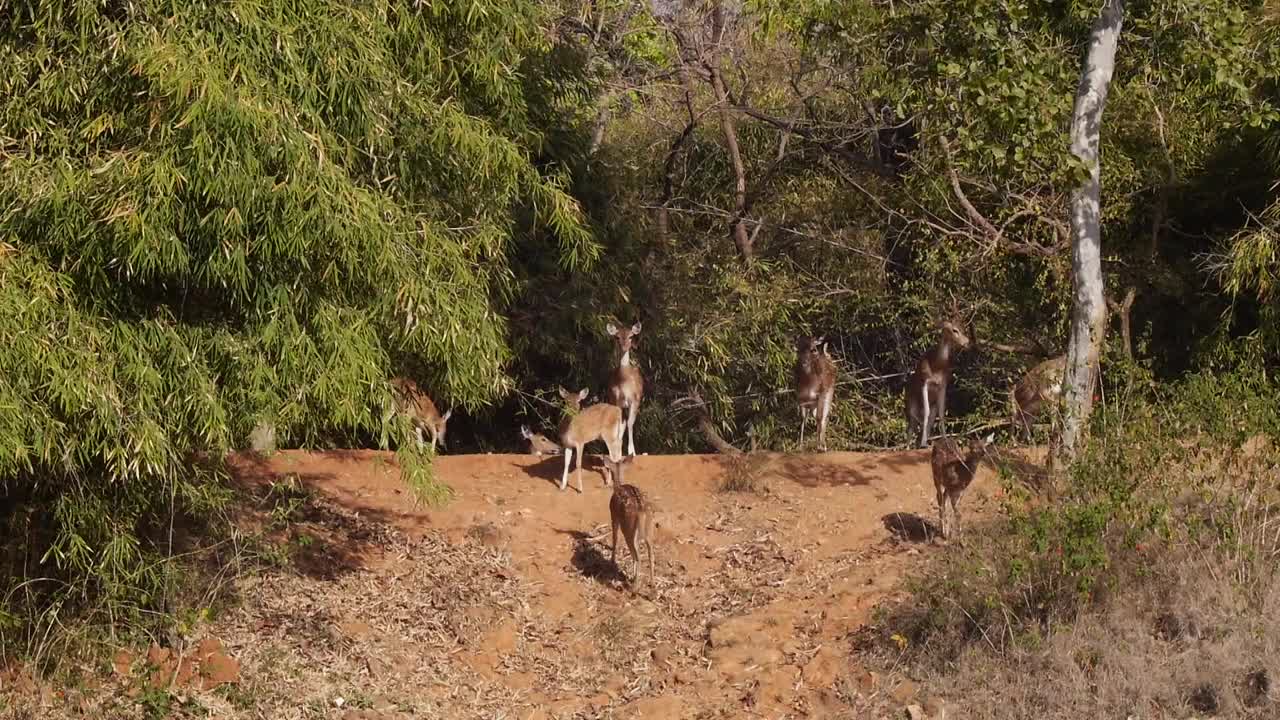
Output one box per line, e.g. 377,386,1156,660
6,447,1031,719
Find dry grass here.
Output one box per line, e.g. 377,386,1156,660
867,421,1280,719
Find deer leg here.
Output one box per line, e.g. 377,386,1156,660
799,406,807,448
919,385,931,448
950,493,962,537
611,518,619,566
937,381,949,435
818,389,833,452
625,526,642,589
414,426,425,449
645,524,655,589
575,443,586,493
936,487,948,539
626,402,638,456
560,447,573,491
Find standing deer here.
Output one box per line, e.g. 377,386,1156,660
520,425,562,455
1010,355,1068,441
905,320,971,448
557,387,625,493
794,335,837,451
606,321,645,456
600,455,656,590
390,377,452,451
931,433,995,540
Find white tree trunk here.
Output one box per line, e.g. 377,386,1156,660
1061,0,1124,460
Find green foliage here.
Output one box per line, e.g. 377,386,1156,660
0,0,594,651
882,339,1280,664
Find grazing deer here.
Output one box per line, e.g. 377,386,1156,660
601,455,656,590
557,386,625,493
520,425,562,455
794,335,837,451
905,320,971,448
606,321,645,456
390,377,452,451
1010,355,1068,441
931,433,994,540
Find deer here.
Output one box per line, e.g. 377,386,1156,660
600,455,656,591
520,425,562,455
794,335,837,452
1010,354,1068,442
557,386,625,493
606,321,645,457
389,377,452,451
905,319,971,448
931,432,994,540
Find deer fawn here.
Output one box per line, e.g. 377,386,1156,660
606,321,645,456
520,425,562,455
390,377,452,451
931,433,994,540
601,455,656,590
905,320,971,448
1010,354,1067,441
794,335,837,451
557,387,625,492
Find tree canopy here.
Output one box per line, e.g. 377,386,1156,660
1,0,1278,647
1,0,596,639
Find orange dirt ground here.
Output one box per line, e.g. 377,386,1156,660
8,447,1028,719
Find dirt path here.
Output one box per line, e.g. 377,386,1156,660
211,448,1010,719
16,448,1023,719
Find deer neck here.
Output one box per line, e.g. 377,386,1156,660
797,353,817,376
934,341,953,368
618,349,632,369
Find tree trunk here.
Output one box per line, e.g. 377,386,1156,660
1061,0,1124,461
707,4,753,262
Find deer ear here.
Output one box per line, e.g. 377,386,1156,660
520,425,530,438
442,410,452,422
606,322,618,335
631,321,642,334
983,432,995,444
578,388,590,401
557,386,569,399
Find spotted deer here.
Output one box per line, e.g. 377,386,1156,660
931,433,994,540
390,377,452,451
794,335,837,451
1010,354,1068,441
606,321,645,456
600,455,656,590
520,425,562,455
905,320,971,448
557,387,625,492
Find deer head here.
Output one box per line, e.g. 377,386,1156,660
557,386,591,413
796,335,827,357
520,425,561,455
607,321,642,358
968,432,995,459
938,319,971,352
434,409,452,448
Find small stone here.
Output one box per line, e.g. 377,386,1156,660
906,704,928,720
890,679,919,704
651,643,677,668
